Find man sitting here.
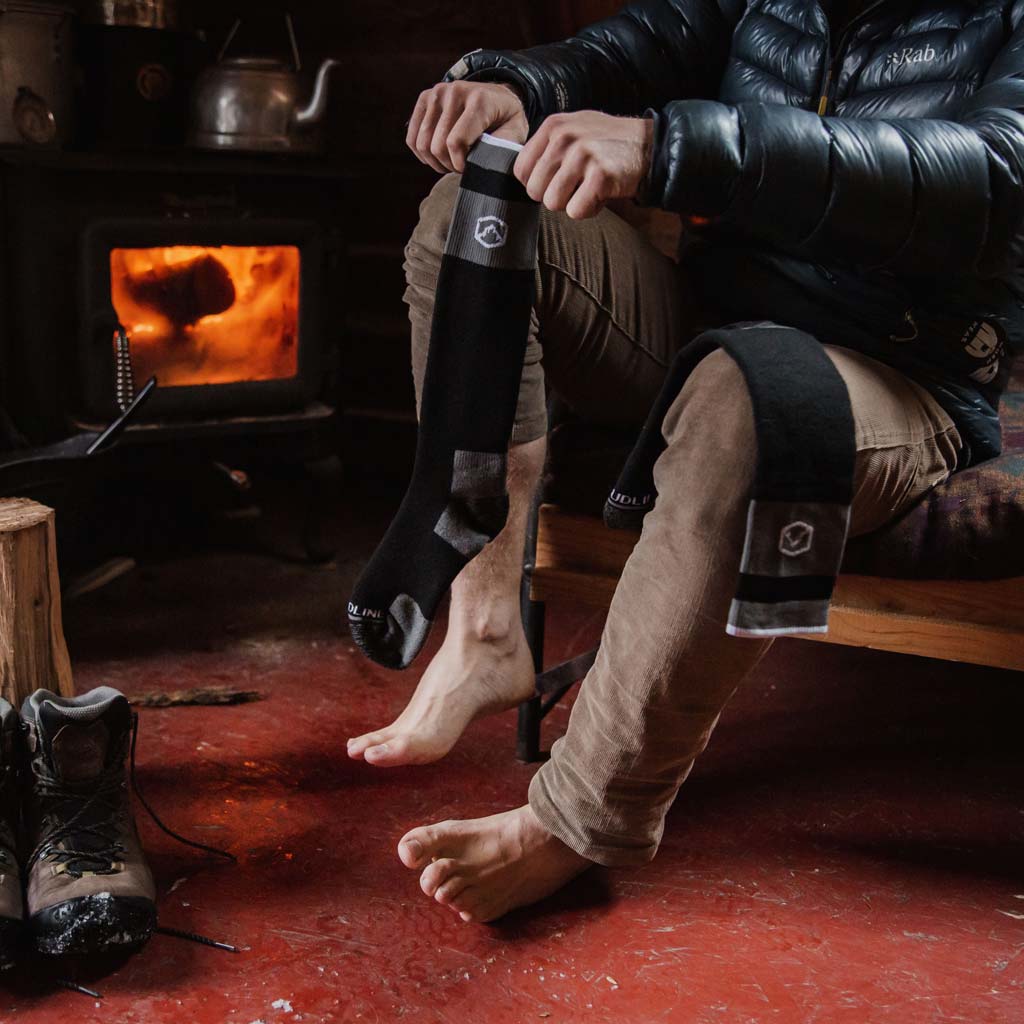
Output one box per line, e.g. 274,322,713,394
348,0,1024,922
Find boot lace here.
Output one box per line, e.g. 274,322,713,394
29,712,234,877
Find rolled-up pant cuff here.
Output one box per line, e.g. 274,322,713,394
527,757,660,869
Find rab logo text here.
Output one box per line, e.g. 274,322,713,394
474,215,509,250
887,45,937,69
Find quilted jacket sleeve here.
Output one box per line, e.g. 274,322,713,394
445,0,742,134
643,22,1024,278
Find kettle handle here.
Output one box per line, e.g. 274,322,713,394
216,14,303,70
285,13,302,72
216,17,242,63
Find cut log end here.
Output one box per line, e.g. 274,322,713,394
0,498,74,706
0,497,52,533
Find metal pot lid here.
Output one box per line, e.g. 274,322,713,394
220,57,291,70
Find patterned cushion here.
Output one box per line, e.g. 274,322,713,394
544,365,1024,582
842,363,1024,580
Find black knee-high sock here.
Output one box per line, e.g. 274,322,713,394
348,135,540,669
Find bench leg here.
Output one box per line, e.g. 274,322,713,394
517,479,546,763
517,597,546,762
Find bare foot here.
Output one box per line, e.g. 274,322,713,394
397,804,591,922
347,619,536,767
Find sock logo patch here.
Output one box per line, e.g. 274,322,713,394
474,215,509,250
779,521,814,558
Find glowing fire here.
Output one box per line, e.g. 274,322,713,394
109,244,300,387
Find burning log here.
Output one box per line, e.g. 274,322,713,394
0,499,74,706
110,244,300,386
122,252,236,330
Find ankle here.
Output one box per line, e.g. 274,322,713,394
447,595,523,646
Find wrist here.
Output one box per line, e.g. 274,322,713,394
634,111,661,207
494,81,527,113
638,115,654,180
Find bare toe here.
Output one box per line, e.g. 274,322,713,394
398,823,456,868
397,832,429,869
435,876,469,906
347,730,390,760
419,858,457,898
450,887,478,916
364,735,414,766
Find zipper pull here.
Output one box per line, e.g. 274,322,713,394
890,310,919,343
817,68,833,116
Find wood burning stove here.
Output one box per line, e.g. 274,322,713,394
0,149,345,448
80,217,325,421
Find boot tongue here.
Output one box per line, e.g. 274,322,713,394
50,720,110,782
37,695,130,782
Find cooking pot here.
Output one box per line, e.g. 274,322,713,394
189,17,338,154
84,0,178,30
0,1,74,147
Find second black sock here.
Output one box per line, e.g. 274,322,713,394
348,135,540,669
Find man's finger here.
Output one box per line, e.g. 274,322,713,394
513,119,554,184
415,94,448,173
429,100,462,172
446,107,485,172
523,133,573,203
406,91,429,152
565,165,610,220
542,149,588,212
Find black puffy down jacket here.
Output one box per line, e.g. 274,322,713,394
447,0,1024,465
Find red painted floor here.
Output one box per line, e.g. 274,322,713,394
4,500,1023,1022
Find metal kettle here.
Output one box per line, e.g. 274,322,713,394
189,16,338,154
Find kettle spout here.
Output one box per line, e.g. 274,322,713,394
293,58,340,127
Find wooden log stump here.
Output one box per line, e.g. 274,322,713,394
0,499,74,706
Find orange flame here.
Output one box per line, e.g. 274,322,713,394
110,245,300,387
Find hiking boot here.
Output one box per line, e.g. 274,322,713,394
22,687,156,956
0,698,24,967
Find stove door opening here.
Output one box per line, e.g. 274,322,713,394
109,244,301,389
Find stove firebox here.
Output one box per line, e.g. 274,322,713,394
81,219,324,420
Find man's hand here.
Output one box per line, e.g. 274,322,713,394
407,81,529,174
514,112,654,220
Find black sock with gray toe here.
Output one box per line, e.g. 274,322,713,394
348,135,540,669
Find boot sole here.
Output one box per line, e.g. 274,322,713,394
30,894,156,956
0,916,22,969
